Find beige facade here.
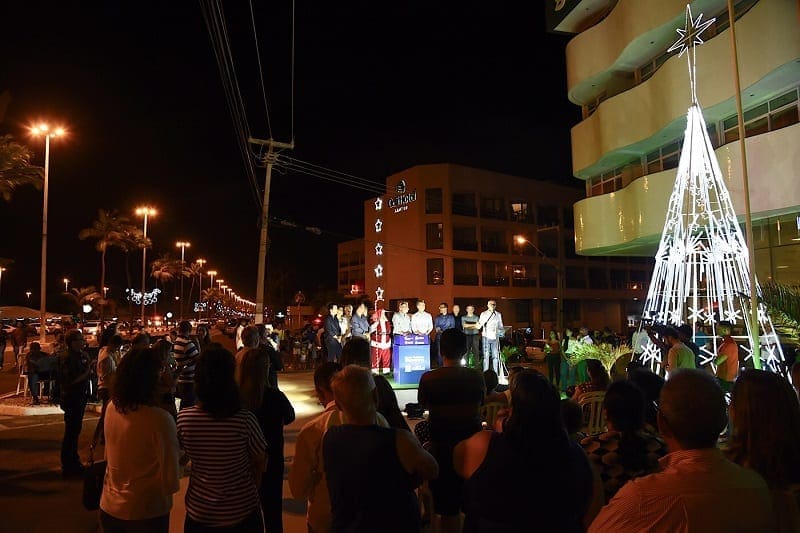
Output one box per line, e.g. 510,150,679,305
563,0,800,288
338,164,651,334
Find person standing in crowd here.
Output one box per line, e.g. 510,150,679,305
98,322,118,348
58,329,92,477
349,302,370,341
99,347,180,533
714,321,739,392
662,326,696,377
173,321,199,410
461,304,481,365
451,304,462,332
411,299,433,337
323,302,342,363
178,348,267,531
726,369,800,530
94,334,123,441
289,363,342,533
589,369,774,532
238,347,296,532
545,330,562,389
433,303,456,368
323,365,438,533
572,359,610,403
478,300,504,374
391,301,412,338
0,325,7,368
153,338,178,420
581,380,667,502
258,325,284,390
369,303,392,374
337,306,350,346
193,324,211,353
235,318,247,350
418,328,485,533
455,369,598,532
12,319,28,368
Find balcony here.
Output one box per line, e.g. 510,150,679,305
481,242,509,254
512,277,536,287
453,240,478,251
482,276,509,287
454,274,479,286
480,208,507,221
452,205,477,217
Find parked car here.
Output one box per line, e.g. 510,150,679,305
82,320,102,337
223,319,239,337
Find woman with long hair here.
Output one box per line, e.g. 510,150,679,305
581,380,667,501
238,348,295,532
99,348,180,532
177,348,267,532
454,369,598,531
545,330,562,388
726,369,800,530
193,325,211,353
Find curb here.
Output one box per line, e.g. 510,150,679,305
0,400,102,417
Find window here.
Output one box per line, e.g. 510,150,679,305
511,263,535,287
427,258,444,285
453,259,478,286
537,205,560,227
426,223,443,249
566,266,586,289
452,192,477,217
481,196,506,220
338,271,348,285
482,261,508,286
541,300,556,322
610,269,627,288
453,226,478,251
589,268,608,289
540,264,557,288
514,300,531,323
564,299,581,324
510,201,531,223
538,231,558,258
481,228,507,254
425,188,442,214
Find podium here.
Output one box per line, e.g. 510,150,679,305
392,334,430,385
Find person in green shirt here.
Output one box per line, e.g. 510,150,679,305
663,326,696,378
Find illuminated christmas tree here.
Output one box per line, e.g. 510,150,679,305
637,6,784,373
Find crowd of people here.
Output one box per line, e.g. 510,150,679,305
304,299,506,375
9,309,800,532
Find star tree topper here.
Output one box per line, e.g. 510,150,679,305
667,5,714,57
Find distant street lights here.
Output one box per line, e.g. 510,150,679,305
0,267,5,302
63,278,70,292
103,286,109,298
31,123,67,342
135,206,156,326
175,241,191,320
26,291,32,303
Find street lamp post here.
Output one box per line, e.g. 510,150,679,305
63,278,70,293
514,234,564,335
206,271,217,320
175,241,191,320
31,123,66,342
135,206,156,327
0,267,5,303
196,259,207,320
26,291,32,303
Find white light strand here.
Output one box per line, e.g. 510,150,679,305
375,197,385,303
126,288,162,306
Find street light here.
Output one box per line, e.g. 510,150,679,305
30,123,67,342
514,234,564,335
0,267,5,302
103,286,109,298
135,206,156,326
63,278,70,292
26,291,32,302
196,259,207,320
175,241,191,320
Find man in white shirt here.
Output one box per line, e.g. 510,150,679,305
411,300,433,336
391,301,412,337
478,300,504,373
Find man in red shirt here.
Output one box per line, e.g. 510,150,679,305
714,321,739,393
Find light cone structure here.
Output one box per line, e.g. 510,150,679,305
636,6,784,373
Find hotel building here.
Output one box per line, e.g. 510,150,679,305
553,0,800,285
338,163,651,334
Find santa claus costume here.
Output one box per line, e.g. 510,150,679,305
370,304,392,373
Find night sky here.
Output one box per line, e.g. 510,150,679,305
0,1,578,313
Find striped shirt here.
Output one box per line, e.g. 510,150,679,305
177,407,267,527
173,335,199,383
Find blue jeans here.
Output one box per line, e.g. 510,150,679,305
28,372,40,400
560,360,576,392
482,338,499,374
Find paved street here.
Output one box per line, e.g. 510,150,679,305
0,334,325,533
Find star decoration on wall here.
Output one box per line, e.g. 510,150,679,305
667,5,715,57
374,197,383,211
375,242,383,256
375,219,383,233
374,264,383,278
375,287,384,301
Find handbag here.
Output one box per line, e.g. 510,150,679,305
82,432,107,511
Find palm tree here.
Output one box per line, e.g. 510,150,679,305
65,286,102,320
183,261,204,312
119,223,150,318
78,209,129,317
150,254,182,316
0,135,43,201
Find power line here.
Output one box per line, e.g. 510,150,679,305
248,0,273,139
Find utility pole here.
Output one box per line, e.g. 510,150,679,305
248,137,294,325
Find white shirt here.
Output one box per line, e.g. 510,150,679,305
478,309,504,340
235,324,245,350
581,334,594,345
411,311,433,335
101,403,181,520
